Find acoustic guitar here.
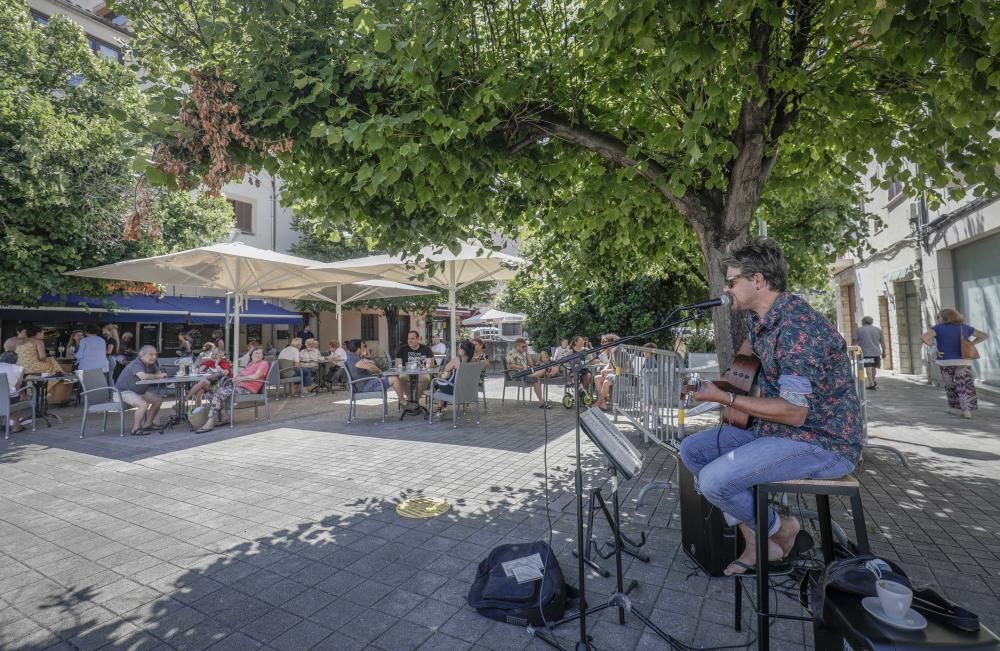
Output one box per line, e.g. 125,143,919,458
682,354,761,429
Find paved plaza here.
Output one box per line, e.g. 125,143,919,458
1,374,998,650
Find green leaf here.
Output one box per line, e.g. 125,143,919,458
373,29,392,53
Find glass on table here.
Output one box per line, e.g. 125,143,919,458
395,358,403,370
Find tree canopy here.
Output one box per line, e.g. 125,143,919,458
118,0,1000,361
0,4,233,305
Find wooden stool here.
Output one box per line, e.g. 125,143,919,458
734,475,870,651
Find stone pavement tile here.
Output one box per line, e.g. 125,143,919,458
205,631,264,650
474,620,536,650
342,579,395,607
68,619,146,651
437,608,494,644
335,608,395,644
268,619,335,651
5,628,63,651
190,589,272,630
162,618,233,651
256,577,309,607
310,598,367,630
373,588,425,618
416,632,478,650
240,607,302,643
371,619,435,651
280,587,336,618
163,575,224,605
95,629,163,649
132,600,206,642
402,597,461,630
429,578,472,608
310,630,367,650
100,586,164,616
315,570,366,596
0,615,47,648
406,570,450,596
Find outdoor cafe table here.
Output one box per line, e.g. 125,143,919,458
383,367,437,420
23,373,78,427
136,373,212,430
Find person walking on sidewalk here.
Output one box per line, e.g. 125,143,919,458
853,316,884,389
921,308,989,420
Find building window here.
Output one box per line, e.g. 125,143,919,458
361,314,378,342
30,10,49,24
227,199,253,234
887,178,903,201
87,36,123,63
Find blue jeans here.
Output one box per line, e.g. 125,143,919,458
679,425,855,534
293,367,314,387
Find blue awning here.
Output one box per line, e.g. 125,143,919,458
161,297,303,325
1,295,302,325
0,294,190,324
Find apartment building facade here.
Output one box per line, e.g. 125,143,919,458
832,170,999,387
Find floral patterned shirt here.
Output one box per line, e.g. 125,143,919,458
748,292,862,463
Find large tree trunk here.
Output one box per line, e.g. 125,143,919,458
695,218,751,371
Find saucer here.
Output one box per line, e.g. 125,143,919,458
861,597,928,631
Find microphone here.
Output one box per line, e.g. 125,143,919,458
680,295,731,310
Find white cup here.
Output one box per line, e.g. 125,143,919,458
876,579,912,620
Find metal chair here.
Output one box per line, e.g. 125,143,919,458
226,362,279,428
1,375,36,439
428,362,481,428
276,358,303,398
501,357,530,405
75,368,135,438
343,363,388,423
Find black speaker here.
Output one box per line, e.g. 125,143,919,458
679,463,737,576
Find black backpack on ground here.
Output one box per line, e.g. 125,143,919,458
467,541,576,627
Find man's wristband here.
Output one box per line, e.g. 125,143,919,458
727,392,736,407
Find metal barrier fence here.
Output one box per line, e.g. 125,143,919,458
610,344,683,450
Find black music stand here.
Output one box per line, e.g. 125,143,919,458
514,308,709,649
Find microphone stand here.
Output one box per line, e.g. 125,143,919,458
513,306,713,649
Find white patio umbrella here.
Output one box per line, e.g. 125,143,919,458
462,308,526,326
67,242,375,371
267,279,439,345
310,241,527,354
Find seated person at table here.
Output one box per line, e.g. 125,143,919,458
431,335,447,356
114,345,167,435
187,349,233,404
119,332,137,361
568,336,595,390
432,340,475,416
0,351,27,433
197,342,215,361
278,337,315,395
16,326,64,400
196,348,270,433
594,333,621,411
326,339,349,385
299,338,324,376
3,326,28,353
238,339,260,367
394,330,436,400
345,339,406,408
678,238,862,576
505,338,551,408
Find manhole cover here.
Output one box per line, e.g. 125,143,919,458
396,496,451,518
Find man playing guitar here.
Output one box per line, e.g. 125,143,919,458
679,238,862,576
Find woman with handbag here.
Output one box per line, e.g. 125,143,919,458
921,308,989,419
